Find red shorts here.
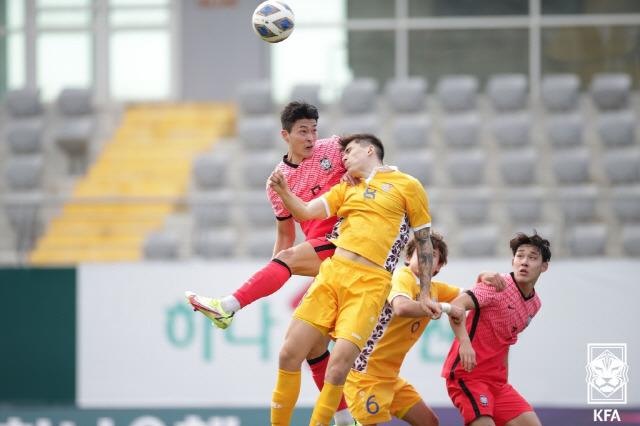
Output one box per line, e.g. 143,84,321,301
446,379,533,426
306,237,336,261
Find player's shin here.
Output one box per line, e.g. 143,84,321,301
310,381,345,426
271,369,301,426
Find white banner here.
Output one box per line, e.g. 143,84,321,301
77,259,640,408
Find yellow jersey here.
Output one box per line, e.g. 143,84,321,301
351,266,461,378
321,167,431,272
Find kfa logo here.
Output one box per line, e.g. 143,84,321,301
586,343,629,404
593,409,621,422
319,157,332,171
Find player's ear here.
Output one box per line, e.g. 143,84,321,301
281,128,289,142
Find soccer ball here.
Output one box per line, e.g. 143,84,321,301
251,1,295,43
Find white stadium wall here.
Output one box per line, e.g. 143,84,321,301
76,259,639,409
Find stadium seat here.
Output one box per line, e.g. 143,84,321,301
552,148,591,184
498,148,538,185
492,111,531,148
6,120,44,154
559,185,598,223
447,149,485,185
597,110,636,147
143,230,181,260
486,73,528,111
192,228,235,258
391,116,430,149
566,223,608,256
243,190,275,227
441,112,481,149
452,187,492,224
396,151,434,186
55,87,96,175
5,87,42,118
237,79,273,115
540,74,580,111
589,73,632,110
237,116,279,150
603,148,640,184
436,74,478,112
3,192,43,252
337,114,380,136
384,77,428,113
242,151,282,189
621,224,640,256
190,190,233,229
5,155,44,190
611,185,640,222
458,225,500,257
289,83,321,107
340,78,379,114
192,152,229,189
504,186,545,223
545,112,583,148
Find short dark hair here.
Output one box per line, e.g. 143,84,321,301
280,101,319,132
510,230,552,263
405,231,448,266
339,132,385,161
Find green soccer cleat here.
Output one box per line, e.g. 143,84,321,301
185,291,234,329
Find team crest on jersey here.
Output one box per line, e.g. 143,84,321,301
382,184,393,192
319,157,332,171
480,395,489,406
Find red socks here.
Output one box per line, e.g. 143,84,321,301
232,259,292,308
307,351,350,412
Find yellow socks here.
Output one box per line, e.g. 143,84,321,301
271,369,301,426
310,381,345,426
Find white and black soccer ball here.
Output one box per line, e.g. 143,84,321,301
251,1,295,43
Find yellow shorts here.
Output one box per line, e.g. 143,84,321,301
293,254,391,350
344,370,422,424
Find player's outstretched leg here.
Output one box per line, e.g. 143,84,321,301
185,291,234,329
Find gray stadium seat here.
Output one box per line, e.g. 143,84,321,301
486,73,528,111
603,149,640,185
498,148,538,185
505,187,545,223
552,148,591,184
6,120,44,154
57,87,93,115
340,78,379,114
436,74,478,112
5,88,42,117
384,77,428,113
289,83,321,107
55,87,96,175
611,185,640,222
597,110,636,147
243,190,276,226
566,223,607,256
190,190,233,229
5,155,44,190
192,152,229,189
391,116,430,149
143,230,180,260
621,225,640,256
238,116,279,150
492,112,531,148
589,73,632,110
452,187,492,224
447,149,485,185
237,79,273,115
441,112,481,149
458,225,500,257
559,185,598,223
337,114,380,136
396,151,434,186
192,228,235,258
545,113,583,148
540,74,580,111
242,151,282,189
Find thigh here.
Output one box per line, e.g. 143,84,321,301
503,411,541,426
279,317,324,371
275,238,333,276
446,379,496,425
492,384,536,426
390,378,426,422
344,371,395,425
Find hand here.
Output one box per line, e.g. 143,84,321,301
421,298,442,319
268,170,288,194
448,305,465,324
459,342,476,372
478,271,506,292
341,173,361,187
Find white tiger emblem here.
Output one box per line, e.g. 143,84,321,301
585,350,629,397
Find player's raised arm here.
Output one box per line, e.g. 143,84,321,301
268,169,328,222
449,292,477,372
415,227,441,319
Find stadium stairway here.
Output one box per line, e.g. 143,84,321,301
28,103,235,265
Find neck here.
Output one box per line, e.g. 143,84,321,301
286,151,303,165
